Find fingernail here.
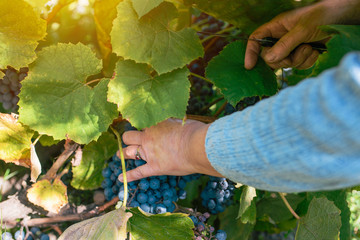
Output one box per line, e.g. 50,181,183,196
265,53,276,62
118,174,123,182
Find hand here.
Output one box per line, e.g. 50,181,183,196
245,2,333,70
118,119,223,182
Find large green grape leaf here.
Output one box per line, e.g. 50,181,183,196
257,194,305,223
59,207,132,240
71,132,118,190
237,186,256,224
184,0,315,33
89,79,119,132
93,0,123,62
206,41,277,106
128,208,194,240
295,197,341,240
0,113,34,166
131,0,164,18
218,204,255,240
307,190,351,240
18,43,113,144
111,0,203,74
108,60,190,129
27,178,68,213
0,0,47,68
312,25,360,76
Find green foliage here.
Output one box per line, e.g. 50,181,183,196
0,0,47,68
71,132,118,190
312,25,360,76
128,208,194,240
111,0,203,74
131,0,164,18
206,41,277,106
108,60,190,129
237,186,257,224
218,204,254,240
184,0,315,33
307,190,351,240
19,43,117,144
296,197,341,240
59,207,132,240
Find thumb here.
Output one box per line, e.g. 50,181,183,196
118,164,155,183
264,26,309,63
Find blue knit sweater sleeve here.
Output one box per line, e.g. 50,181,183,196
205,52,360,193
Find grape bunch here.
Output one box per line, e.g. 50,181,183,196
188,211,227,240
0,67,28,112
187,61,214,115
102,153,200,214
201,177,235,214
224,96,260,116
1,227,49,240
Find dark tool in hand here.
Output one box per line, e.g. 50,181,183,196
198,32,327,53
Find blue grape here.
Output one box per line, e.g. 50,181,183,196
155,204,167,214
162,189,173,199
139,179,150,191
134,160,146,167
140,203,151,213
15,230,25,240
40,234,50,240
208,199,216,209
178,189,186,200
149,178,160,190
2,232,13,240
178,179,186,189
102,167,112,178
130,200,140,207
101,178,113,189
137,192,148,204
30,227,41,236
215,230,227,240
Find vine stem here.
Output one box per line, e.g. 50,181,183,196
200,25,238,43
32,134,42,146
189,72,212,84
278,192,301,220
110,126,128,208
86,78,101,86
200,96,224,113
213,101,227,118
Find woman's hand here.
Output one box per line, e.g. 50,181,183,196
118,119,223,182
244,1,337,70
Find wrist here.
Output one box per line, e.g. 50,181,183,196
186,123,224,177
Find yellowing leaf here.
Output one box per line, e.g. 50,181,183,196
24,0,49,11
131,0,163,18
108,60,190,129
93,0,123,62
111,0,203,74
27,178,68,213
0,113,34,165
0,0,47,68
59,207,132,240
30,144,41,182
19,43,118,144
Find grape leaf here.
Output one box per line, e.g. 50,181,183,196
0,0,47,68
206,41,277,106
93,0,122,62
128,207,194,240
111,0,203,74
240,200,256,224
218,204,255,240
184,0,315,33
19,43,116,144
89,79,119,133
131,0,164,18
71,132,118,190
108,60,190,129
59,207,132,240
312,25,360,76
39,134,61,147
307,190,351,240
0,113,34,166
257,194,305,222
24,0,49,11
237,186,256,223
27,178,68,213
295,197,341,240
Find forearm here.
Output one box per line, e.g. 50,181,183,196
205,52,360,192
320,0,360,24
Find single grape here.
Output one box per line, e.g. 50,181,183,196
40,234,50,240
14,230,25,240
215,230,227,240
155,204,167,214
149,178,160,190
139,179,150,191
1,232,13,240
137,192,148,204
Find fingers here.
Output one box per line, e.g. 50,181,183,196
118,164,156,183
122,130,142,145
263,26,309,64
260,44,319,69
121,145,147,161
245,24,273,70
